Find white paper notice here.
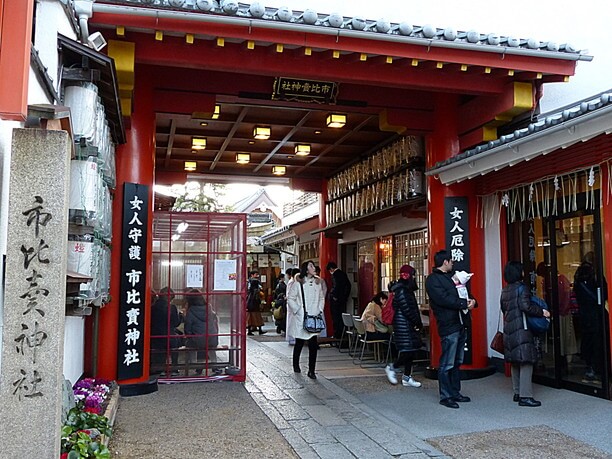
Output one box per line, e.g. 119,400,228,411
214,259,237,291
186,264,204,288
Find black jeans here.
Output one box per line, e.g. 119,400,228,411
293,336,318,373
393,350,416,376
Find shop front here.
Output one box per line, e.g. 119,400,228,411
505,178,609,398
430,92,612,398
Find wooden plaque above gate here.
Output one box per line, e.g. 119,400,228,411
272,77,338,104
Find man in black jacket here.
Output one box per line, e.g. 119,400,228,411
326,261,352,340
425,250,475,409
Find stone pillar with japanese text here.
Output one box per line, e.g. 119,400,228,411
0,128,71,458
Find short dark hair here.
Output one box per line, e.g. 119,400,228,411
285,268,293,276
326,261,338,271
278,273,285,279
291,268,300,277
504,261,524,283
433,250,451,268
249,270,259,277
371,291,388,306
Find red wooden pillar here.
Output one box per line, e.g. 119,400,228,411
0,0,34,120
600,166,612,380
426,93,490,376
318,181,337,337
96,70,155,384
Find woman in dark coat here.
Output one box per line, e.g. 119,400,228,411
184,289,219,367
385,265,423,387
500,261,550,407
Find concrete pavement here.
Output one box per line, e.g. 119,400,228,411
248,333,612,458
109,330,612,458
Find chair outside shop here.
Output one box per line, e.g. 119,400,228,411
339,313,357,354
352,318,392,367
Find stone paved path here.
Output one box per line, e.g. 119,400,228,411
246,337,447,458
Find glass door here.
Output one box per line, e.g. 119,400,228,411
534,209,610,398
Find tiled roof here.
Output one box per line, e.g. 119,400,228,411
429,90,612,173
98,1,589,59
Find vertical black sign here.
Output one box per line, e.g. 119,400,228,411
444,196,473,364
444,197,470,272
117,183,149,380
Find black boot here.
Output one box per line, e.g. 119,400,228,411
247,327,254,336
258,327,267,335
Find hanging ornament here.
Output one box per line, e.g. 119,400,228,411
588,167,595,187
554,176,560,191
528,183,534,201
501,193,510,207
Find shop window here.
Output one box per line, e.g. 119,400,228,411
394,229,429,310
357,239,376,314
378,235,393,291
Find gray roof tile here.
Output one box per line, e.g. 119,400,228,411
106,1,588,57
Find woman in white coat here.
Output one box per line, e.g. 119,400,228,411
287,260,325,379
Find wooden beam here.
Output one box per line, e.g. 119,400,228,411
354,224,375,232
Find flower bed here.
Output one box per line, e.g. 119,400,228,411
61,378,118,458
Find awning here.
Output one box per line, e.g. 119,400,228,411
58,34,126,144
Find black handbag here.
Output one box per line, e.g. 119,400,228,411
301,281,325,333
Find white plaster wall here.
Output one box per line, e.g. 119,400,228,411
35,0,78,95
63,317,85,384
28,67,53,106
484,216,503,359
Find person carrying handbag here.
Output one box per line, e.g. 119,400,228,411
500,261,550,407
286,260,325,379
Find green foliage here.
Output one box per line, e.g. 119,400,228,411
172,182,231,212
65,408,111,436
61,408,111,458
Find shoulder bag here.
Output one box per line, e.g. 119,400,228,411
489,307,504,354
301,281,325,333
519,285,551,334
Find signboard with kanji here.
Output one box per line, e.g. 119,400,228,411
117,183,149,380
272,77,338,104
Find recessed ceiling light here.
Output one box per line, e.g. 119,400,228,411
212,104,220,119
314,130,322,135
294,144,311,156
184,161,197,171
326,113,346,128
272,165,286,176
235,153,250,164
253,126,270,140
200,121,208,126
192,137,206,149
248,140,255,145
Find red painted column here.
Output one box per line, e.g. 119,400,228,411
318,181,337,337
600,166,612,379
0,0,34,120
97,69,155,383
426,93,489,373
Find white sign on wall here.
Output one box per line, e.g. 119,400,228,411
186,264,204,288
214,259,237,291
